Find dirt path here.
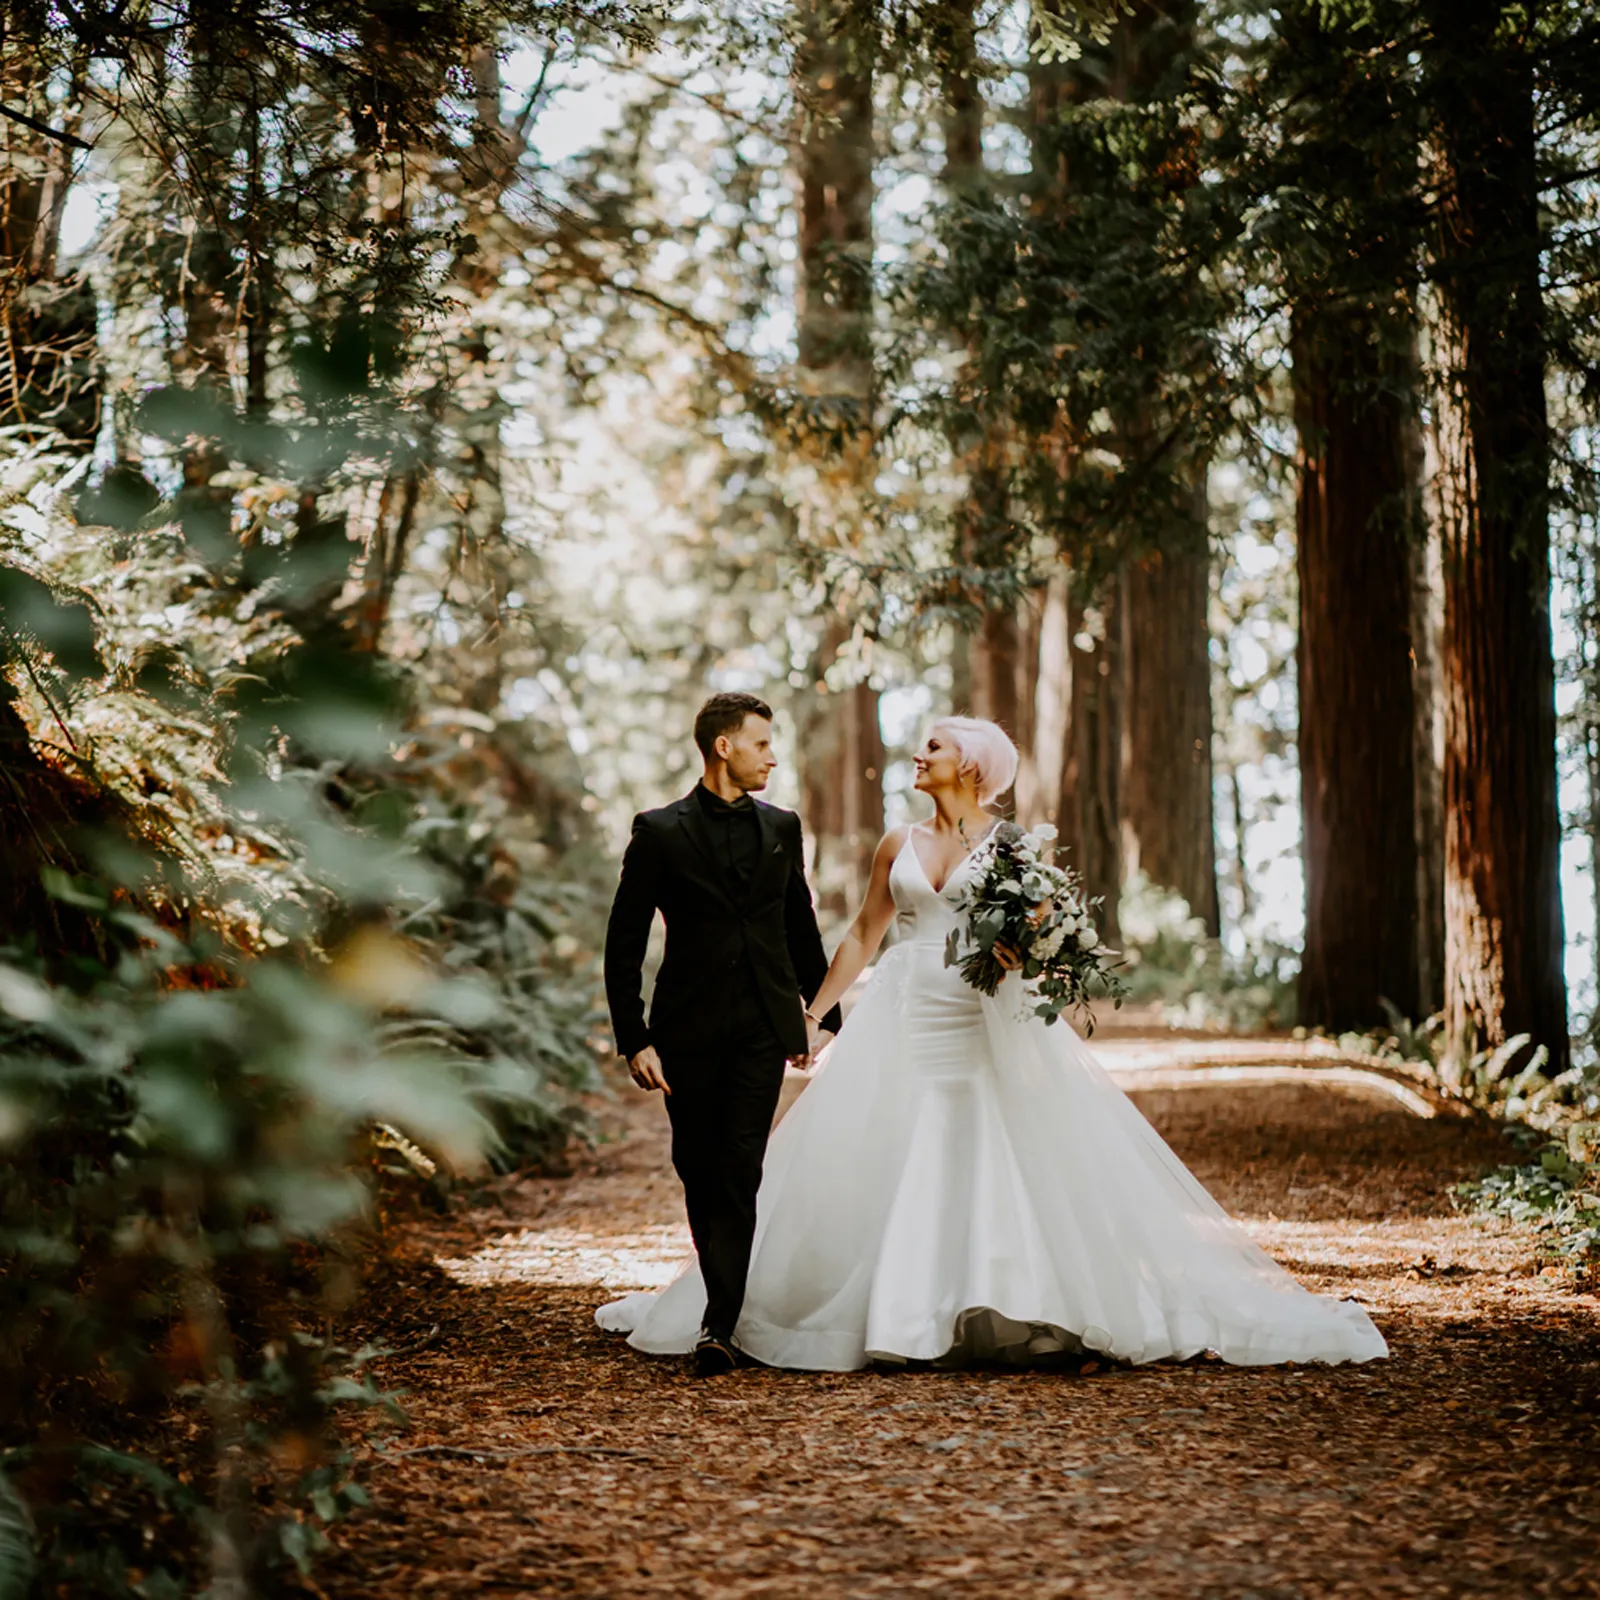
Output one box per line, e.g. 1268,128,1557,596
325,1042,1600,1599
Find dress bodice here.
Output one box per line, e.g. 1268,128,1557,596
889,829,984,945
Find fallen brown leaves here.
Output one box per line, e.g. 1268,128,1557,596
321,1051,1600,1600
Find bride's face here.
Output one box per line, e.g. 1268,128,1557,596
912,727,969,796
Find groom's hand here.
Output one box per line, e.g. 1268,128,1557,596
628,1046,670,1095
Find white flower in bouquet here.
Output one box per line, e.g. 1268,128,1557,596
1030,823,1059,842
942,818,1127,1029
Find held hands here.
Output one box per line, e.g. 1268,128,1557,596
627,1045,671,1095
631,1011,832,1088
793,1007,833,1073
993,940,1023,972
787,1020,818,1075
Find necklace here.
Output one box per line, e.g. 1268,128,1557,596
912,816,998,894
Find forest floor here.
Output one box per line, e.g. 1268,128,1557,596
323,1031,1600,1600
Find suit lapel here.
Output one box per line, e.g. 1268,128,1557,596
675,791,738,907
743,801,781,908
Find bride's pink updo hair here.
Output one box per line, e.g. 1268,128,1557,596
933,716,1020,805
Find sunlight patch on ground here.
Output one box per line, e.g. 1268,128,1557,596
1109,1062,1440,1119
1237,1218,1471,1261
435,1224,692,1290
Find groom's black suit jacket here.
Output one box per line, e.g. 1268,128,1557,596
604,789,841,1064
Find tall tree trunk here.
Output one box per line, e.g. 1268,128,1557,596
1426,3,1567,1074
802,622,884,917
1292,304,1421,1028
1011,594,1045,821
794,0,881,908
1059,577,1123,945
0,52,95,440
970,608,1020,734
1110,1,1215,933
1412,405,1446,1016
1028,7,1123,927
1279,0,1429,1028
1577,540,1600,1023
1035,0,1216,927
1029,573,1072,828
943,0,1021,754
1122,538,1219,933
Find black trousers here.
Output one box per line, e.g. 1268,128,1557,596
662,982,787,1342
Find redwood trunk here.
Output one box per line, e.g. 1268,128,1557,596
795,0,882,905
795,2,874,395
1011,595,1044,821
801,624,884,917
1121,541,1219,934
1411,426,1446,1017
970,607,1020,736
1059,577,1123,945
1292,305,1421,1028
1028,573,1073,830
1427,4,1567,1072
944,0,1020,756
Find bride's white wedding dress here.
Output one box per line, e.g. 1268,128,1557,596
596,833,1388,1370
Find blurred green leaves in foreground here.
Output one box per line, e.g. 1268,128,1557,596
0,336,604,1593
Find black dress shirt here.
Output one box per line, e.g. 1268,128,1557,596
695,782,762,893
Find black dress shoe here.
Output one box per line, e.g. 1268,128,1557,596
692,1333,738,1377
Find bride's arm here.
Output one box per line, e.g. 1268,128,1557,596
804,827,906,1029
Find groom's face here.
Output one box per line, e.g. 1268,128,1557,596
718,714,777,793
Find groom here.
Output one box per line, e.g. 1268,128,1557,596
604,692,841,1376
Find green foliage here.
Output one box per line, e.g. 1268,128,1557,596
0,331,604,1589
388,762,609,1167
0,1472,33,1600
1456,1123,1600,1280
942,821,1128,1030
882,27,1233,596
1118,874,1297,1033
1351,1002,1600,1270
1367,999,1445,1068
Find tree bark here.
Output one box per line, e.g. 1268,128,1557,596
801,621,884,917
1011,595,1044,821
795,1,874,399
1426,2,1567,1073
1059,577,1123,945
970,608,1020,734
1412,406,1446,1017
1110,2,1216,934
1031,0,1215,927
1292,303,1421,1028
794,0,881,908
0,51,95,440
1121,538,1219,933
943,0,1022,762
1029,573,1072,829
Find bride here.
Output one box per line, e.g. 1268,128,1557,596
597,715,1388,1370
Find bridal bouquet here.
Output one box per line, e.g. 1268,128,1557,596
943,821,1127,1031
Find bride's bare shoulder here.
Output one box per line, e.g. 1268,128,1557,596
874,825,911,864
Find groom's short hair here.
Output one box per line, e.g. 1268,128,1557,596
694,691,773,759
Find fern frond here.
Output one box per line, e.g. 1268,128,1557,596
0,1471,36,1600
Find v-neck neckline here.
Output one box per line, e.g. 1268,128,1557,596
906,821,998,896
